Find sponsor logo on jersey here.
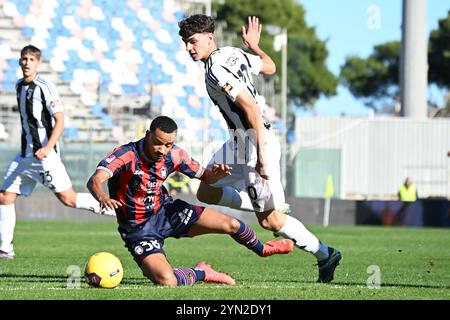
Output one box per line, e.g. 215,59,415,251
147,181,163,189
225,54,239,67
143,195,155,210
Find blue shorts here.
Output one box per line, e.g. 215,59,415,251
118,199,204,266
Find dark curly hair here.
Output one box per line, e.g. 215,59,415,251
178,14,215,40
150,116,178,134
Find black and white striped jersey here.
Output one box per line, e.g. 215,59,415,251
205,47,263,131
15,74,63,158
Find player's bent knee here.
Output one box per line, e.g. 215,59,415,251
257,211,285,232
0,192,17,205
196,184,221,204
258,218,277,231
196,191,211,204
228,218,241,234
196,190,217,204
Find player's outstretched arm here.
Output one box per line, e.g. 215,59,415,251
200,164,232,185
241,16,276,75
87,169,122,211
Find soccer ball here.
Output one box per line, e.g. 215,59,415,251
84,252,123,289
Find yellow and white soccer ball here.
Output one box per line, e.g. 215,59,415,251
84,252,123,289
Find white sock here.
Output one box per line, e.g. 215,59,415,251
0,204,16,253
75,193,116,216
218,186,254,212
76,193,101,214
276,215,329,261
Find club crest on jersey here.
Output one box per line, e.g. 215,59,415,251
222,83,233,94
160,167,167,179
27,88,34,100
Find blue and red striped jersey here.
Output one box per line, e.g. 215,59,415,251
97,138,204,226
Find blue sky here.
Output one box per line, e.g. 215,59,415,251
297,0,450,117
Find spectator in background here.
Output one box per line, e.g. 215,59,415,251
398,177,418,202
0,45,112,260
167,171,193,197
393,177,418,226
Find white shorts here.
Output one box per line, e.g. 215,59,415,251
1,151,72,195
208,128,285,213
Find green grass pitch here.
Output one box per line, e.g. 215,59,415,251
0,219,449,300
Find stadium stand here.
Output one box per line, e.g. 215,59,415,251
0,0,229,147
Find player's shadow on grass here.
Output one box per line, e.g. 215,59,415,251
0,273,164,286
308,280,450,290
121,277,154,285
0,273,68,283
2,274,447,290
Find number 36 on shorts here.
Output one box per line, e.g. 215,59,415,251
132,240,162,256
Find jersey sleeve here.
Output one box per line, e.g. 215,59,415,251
209,62,247,101
41,80,63,115
237,49,263,75
97,148,132,177
171,146,204,179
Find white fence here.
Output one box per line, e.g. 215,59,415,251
291,117,450,199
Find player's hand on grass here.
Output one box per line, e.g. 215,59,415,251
242,16,262,50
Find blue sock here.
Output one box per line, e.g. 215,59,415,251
231,220,264,256
173,268,205,286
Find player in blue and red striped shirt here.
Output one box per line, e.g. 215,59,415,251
87,116,293,286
